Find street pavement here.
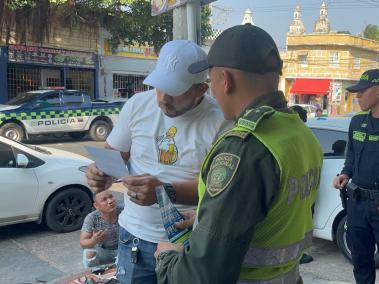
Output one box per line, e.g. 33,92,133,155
0,138,375,283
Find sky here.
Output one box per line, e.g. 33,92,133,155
211,0,379,50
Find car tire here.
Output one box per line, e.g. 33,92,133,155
0,123,25,142
69,132,86,140
44,187,92,233
336,215,379,267
89,120,111,141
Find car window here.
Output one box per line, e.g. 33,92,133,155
0,141,16,168
11,147,45,168
62,92,84,106
310,128,348,158
34,93,61,108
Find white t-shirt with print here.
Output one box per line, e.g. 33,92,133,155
107,89,229,243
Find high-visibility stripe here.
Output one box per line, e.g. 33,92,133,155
0,107,121,122
243,231,312,267
238,265,300,284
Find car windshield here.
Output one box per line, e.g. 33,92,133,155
6,92,38,105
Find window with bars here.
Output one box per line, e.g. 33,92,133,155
66,69,95,99
298,55,308,68
113,73,151,98
329,52,339,68
353,57,360,69
7,65,41,99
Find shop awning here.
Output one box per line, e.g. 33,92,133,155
290,79,331,95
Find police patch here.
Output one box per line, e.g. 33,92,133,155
206,153,240,197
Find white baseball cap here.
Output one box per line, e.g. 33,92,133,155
143,40,208,96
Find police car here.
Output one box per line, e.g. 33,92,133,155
0,89,125,142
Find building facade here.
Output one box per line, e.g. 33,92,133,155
98,38,157,99
0,24,99,103
281,2,379,116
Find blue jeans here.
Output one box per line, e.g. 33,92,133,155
82,247,117,268
116,227,157,284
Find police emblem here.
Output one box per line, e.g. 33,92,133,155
206,153,240,197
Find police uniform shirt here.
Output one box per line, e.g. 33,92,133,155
342,113,379,189
157,92,287,284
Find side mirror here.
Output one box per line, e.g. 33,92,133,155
16,154,29,168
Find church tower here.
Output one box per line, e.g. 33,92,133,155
242,8,255,25
313,1,330,33
288,5,305,35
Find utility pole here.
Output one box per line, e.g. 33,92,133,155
173,0,201,43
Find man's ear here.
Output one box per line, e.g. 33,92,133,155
222,69,235,95
197,83,209,96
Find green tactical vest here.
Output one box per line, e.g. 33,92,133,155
197,106,323,283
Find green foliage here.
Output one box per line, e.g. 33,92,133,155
106,0,173,52
200,5,213,46
363,24,379,41
1,0,213,51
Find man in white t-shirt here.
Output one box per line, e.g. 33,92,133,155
86,40,228,284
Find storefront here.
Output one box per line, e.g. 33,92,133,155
0,45,98,103
288,78,331,110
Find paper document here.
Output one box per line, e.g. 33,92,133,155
156,186,192,247
85,146,129,179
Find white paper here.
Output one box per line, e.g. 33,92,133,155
85,146,129,179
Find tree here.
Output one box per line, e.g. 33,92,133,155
363,24,379,41
0,0,213,51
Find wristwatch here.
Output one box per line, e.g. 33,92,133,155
163,183,177,203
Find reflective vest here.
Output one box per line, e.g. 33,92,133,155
198,106,323,283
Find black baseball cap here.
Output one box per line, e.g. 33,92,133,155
346,69,379,93
188,25,283,74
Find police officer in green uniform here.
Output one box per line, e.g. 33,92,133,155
154,25,323,284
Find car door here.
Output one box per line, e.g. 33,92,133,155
0,141,40,223
311,128,348,230
61,91,89,131
25,92,65,134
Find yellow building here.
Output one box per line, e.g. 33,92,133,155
281,2,379,116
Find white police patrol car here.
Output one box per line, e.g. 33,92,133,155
0,89,124,142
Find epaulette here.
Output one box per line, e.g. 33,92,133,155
237,106,275,132
224,130,249,140
355,110,370,116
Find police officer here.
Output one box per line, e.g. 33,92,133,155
333,69,379,284
154,25,323,284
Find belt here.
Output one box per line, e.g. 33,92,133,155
346,184,379,201
359,188,379,200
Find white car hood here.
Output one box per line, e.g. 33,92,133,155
34,146,92,165
0,104,21,111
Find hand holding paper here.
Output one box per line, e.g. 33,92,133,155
85,146,129,179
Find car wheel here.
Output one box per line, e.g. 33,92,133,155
69,132,86,140
336,215,379,267
44,187,92,233
89,120,111,141
0,123,25,142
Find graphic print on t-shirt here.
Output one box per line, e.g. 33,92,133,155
157,126,178,165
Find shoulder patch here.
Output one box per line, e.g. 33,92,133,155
224,130,249,140
237,106,275,132
206,153,240,197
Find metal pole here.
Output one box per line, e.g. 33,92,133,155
186,0,201,43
